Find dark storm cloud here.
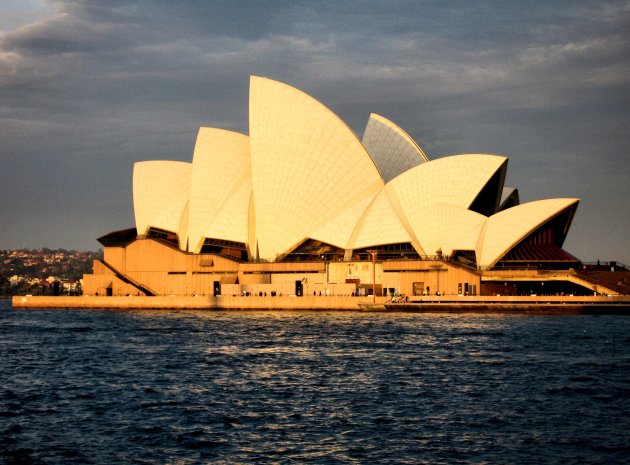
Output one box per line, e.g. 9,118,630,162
0,0,629,263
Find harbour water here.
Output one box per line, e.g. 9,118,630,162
1,301,629,464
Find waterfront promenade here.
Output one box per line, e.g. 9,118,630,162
12,294,381,310
11,294,630,313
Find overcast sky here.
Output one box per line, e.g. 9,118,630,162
1,0,628,264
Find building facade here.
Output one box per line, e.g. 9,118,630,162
84,76,590,298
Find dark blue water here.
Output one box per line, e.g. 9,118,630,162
1,302,629,464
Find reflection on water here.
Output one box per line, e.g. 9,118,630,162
1,308,629,464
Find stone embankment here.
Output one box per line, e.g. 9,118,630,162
11,295,384,310
9,294,630,314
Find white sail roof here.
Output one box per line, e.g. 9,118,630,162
386,154,507,255
188,128,251,253
362,113,429,183
249,76,383,259
476,198,580,269
133,160,191,249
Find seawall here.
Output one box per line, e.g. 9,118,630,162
9,294,630,313
11,295,384,310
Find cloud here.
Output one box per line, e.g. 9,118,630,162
0,0,628,262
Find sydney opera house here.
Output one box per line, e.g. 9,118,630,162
83,76,603,298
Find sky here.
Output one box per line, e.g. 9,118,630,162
0,0,628,264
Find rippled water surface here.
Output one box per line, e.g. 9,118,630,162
1,301,629,464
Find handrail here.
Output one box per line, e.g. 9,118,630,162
99,260,157,296
581,261,629,271
573,271,629,295
254,254,448,263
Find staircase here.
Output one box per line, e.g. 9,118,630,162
574,270,630,296
99,260,157,296
482,269,622,296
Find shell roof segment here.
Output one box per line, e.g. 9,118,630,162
249,76,384,259
362,113,429,183
476,198,580,269
386,154,507,255
437,206,487,256
309,192,381,250
499,186,520,211
133,160,191,248
347,188,412,250
188,128,251,253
